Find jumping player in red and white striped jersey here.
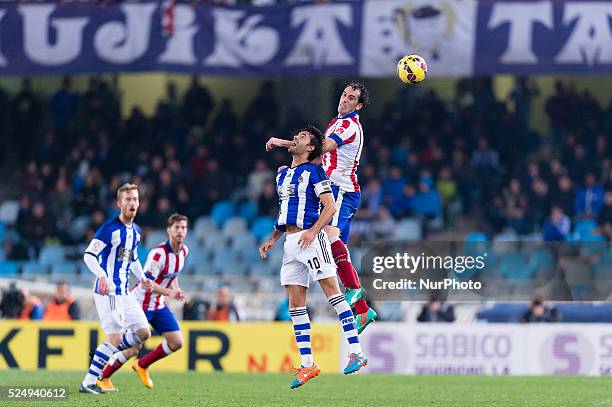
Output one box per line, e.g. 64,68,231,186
97,213,189,392
266,83,377,334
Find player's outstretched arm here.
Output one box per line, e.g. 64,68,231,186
298,192,337,249
265,137,293,151
259,229,284,258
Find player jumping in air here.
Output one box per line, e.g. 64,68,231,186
97,213,190,391
266,83,377,333
259,125,367,389
80,183,153,394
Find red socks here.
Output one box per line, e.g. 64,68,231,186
330,239,369,315
101,359,124,379
354,298,369,315
138,342,173,369
330,239,359,288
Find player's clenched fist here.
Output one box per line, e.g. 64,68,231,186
141,279,153,292
265,137,292,151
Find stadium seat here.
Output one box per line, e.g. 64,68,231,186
573,219,597,241
598,249,612,266
528,247,555,272
250,262,275,277
592,264,612,293
106,207,120,220
75,273,95,287
77,262,89,275
0,261,20,276
199,278,222,293
184,234,199,251
519,232,542,242
350,248,362,271
188,248,210,273
463,240,490,258
579,236,607,255
137,245,149,263
231,233,256,251
51,262,77,275
465,232,488,242
71,216,90,241
499,251,534,280
39,246,65,266
0,200,19,225
493,230,518,242
257,277,285,294
193,216,218,241
238,201,258,223
241,248,262,264
210,201,235,227
250,216,275,242
267,242,284,267
145,229,167,249
393,218,422,240
213,254,248,276
22,261,48,275
375,302,404,321
0,221,6,242
203,233,228,256
222,218,247,239
229,279,254,293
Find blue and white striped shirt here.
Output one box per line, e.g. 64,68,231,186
274,163,332,231
85,217,142,295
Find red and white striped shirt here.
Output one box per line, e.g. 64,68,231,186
321,111,364,193
133,241,189,311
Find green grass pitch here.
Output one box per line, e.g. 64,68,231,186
1,370,611,406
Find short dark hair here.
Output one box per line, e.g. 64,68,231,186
347,81,370,107
298,125,324,161
167,213,188,227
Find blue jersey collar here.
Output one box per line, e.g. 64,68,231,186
338,111,359,120
166,240,183,254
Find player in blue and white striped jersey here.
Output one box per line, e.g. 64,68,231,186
259,126,367,390
79,183,153,395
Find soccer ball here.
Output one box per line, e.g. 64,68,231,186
397,54,428,84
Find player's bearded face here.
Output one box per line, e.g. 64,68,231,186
338,86,363,116
288,131,310,155
168,221,187,244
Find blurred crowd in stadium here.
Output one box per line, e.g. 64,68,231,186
1,75,611,260
0,74,611,322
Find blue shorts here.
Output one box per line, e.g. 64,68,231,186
144,307,180,335
329,185,361,244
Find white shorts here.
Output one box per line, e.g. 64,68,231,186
280,230,337,288
94,293,149,335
